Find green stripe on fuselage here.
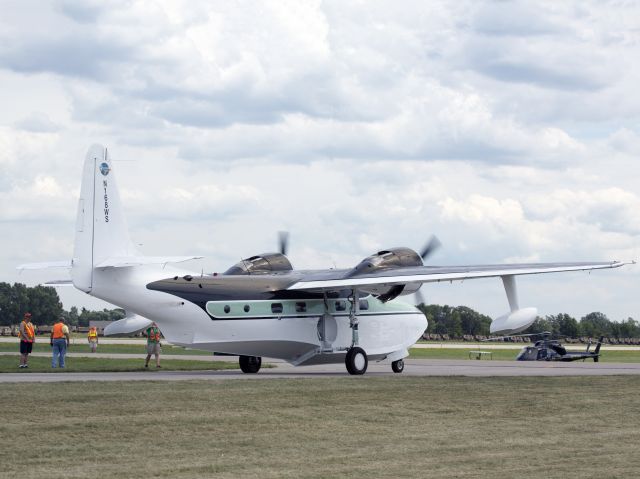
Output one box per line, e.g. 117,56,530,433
205,297,418,320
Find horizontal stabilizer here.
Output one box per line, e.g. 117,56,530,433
17,261,72,271
104,313,153,336
95,255,203,268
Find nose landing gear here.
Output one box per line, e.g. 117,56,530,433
391,359,405,373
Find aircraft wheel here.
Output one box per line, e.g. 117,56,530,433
345,347,368,375
391,359,405,373
239,355,262,373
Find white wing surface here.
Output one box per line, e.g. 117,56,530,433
288,261,631,291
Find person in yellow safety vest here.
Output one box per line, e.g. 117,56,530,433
87,326,99,353
18,312,36,369
144,322,162,368
50,318,70,368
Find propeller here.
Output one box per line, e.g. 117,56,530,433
415,235,442,307
278,231,289,256
419,235,442,261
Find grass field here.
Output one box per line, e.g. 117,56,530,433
4,341,640,361
0,342,210,355
0,377,638,478
408,347,640,362
0,356,239,373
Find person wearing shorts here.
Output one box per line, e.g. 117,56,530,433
144,323,162,368
19,312,36,368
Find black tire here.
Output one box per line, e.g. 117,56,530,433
345,347,368,375
391,359,405,373
239,355,262,373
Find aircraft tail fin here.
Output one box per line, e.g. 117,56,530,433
593,336,604,358
71,145,138,292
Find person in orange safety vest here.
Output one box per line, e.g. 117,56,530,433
50,318,70,368
144,322,162,368
19,312,36,368
87,326,99,353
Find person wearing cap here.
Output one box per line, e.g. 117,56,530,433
18,312,36,368
50,317,70,368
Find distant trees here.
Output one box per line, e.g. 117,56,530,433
0,282,63,325
418,304,492,337
526,313,580,338
519,311,639,339
0,282,124,326
418,303,640,339
74,307,125,327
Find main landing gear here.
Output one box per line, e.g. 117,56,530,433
345,347,368,375
341,287,405,376
239,355,262,373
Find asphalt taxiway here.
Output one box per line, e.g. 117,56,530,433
3,359,640,383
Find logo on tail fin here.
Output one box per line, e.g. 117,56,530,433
100,162,111,176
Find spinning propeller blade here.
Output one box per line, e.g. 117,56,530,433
278,231,289,256
414,235,441,307
419,235,442,261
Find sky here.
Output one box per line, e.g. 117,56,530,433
1,0,638,321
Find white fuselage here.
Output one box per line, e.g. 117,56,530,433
88,264,427,365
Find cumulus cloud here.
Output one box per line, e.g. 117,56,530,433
0,0,639,319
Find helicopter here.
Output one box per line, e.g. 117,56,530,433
515,333,604,362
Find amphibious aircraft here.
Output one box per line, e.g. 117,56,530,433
19,145,632,375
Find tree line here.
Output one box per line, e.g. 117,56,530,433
418,304,640,339
1,282,638,338
0,282,124,327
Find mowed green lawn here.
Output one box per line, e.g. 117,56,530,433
4,341,639,361
408,347,640,362
0,341,211,355
0,377,638,479
0,356,238,373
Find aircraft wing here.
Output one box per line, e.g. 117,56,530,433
287,261,631,292
16,260,72,271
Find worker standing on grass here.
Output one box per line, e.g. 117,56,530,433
144,322,162,369
18,312,36,368
87,326,99,353
50,318,70,368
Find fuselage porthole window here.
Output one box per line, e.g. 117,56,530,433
271,303,283,314
335,300,346,312
244,305,250,313
359,299,369,310
224,305,231,314
295,302,307,313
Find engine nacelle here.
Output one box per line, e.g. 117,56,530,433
349,247,423,301
224,252,293,275
350,247,423,275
